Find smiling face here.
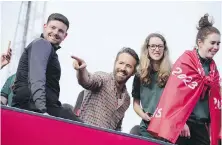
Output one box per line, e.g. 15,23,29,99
113,53,137,84
198,33,220,59
43,20,68,45
147,37,165,61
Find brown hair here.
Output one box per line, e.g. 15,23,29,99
137,33,172,87
196,13,220,46
115,47,140,72
47,13,69,30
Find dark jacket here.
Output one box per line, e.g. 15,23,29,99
12,34,61,113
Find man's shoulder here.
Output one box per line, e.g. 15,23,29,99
93,71,112,79
24,38,53,55
94,71,109,75
32,38,50,44
27,38,52,50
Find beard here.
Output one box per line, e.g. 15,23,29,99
114,69,129,84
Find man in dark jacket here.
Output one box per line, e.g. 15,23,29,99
12,13,81,122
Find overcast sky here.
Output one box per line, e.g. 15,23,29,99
1,1,221,133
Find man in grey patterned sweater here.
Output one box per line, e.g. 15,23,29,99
71,47,139,131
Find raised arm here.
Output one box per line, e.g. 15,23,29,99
1,41,12,69
71,55,104,91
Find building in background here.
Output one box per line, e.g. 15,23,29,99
6,2,47,77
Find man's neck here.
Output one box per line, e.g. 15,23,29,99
115,81,125,93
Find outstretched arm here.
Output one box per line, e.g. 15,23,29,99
72,55,104,91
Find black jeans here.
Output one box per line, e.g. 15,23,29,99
13,102,83,123
176,120,210,145
47,106,83,122
12,87,83,123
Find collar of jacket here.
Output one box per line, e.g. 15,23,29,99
196,48,212,65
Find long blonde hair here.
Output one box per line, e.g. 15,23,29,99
137,33,172,87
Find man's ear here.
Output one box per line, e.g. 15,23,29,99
132,69,137,76
132,65,139,76
43,23,47,29
64,33,68,39
61,33,68,41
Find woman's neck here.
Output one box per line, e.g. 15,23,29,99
197,48,207,59
152,60,160,71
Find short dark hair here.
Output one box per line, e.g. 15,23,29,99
196,13,220,45
115,47,139,69
47,13,69,30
